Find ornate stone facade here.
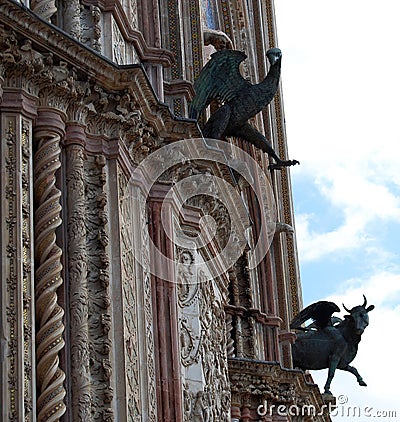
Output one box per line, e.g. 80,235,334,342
0,0,329,421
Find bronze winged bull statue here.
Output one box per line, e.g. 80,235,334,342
290,295,374,395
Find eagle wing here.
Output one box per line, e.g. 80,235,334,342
290,301,340,331
189,49,252,120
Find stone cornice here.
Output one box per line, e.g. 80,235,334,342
228,357,327,410
0,0,200,144
164,79,196,102
81,0,175,66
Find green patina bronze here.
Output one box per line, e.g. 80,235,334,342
189,48,299,170
291,295,375,395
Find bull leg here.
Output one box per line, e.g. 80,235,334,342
324,355,340,395
342,365,367,386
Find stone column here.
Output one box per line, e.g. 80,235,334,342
64,122,92,421
148,197,183,422
33,108,66,422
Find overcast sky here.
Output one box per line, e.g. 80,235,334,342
274,1,400,420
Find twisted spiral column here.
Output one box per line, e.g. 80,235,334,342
33,109,66,422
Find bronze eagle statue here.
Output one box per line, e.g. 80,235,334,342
189,48,299,170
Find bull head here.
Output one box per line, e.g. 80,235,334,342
343,295,375,335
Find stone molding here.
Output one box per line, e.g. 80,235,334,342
81,0,174,66
229,358,330,422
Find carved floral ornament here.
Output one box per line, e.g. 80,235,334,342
228,359,325,411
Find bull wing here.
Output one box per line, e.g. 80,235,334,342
189,49,251,120
290,301,340,331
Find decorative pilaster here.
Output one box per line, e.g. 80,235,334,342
0,112,36,421
148,199,183,422
64,123,92,421
0,69,4,103
33,108,66,422
84,154,114,420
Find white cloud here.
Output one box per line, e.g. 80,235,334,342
294,169,400,262
275,1,400,263
295,213,367,261
274,3,400,419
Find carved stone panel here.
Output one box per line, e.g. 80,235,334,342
118,169,141,419
117,165,157,421
84,155,114,420
0,114,35,421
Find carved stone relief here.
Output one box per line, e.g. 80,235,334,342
112,20,126,65
33,117,66,421
21,119,35,420
63,0,81,41
198,273,230,422
130,0,138,29
176,247,230,422
0,116,35,421
81,5,102,52
118,169,141,418
84,155,114,420
66,145,92,421
138,190,158,422
121,0,138,30
118,166,157,421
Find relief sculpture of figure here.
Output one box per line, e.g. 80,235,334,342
290,295,374,395
189,47,299,170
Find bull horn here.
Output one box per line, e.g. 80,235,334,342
343,303,351,313
362,294,367,308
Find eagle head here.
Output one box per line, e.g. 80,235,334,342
266,48,282,65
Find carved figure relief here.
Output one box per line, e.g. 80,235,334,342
176,249,201,368
177,245,230,421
